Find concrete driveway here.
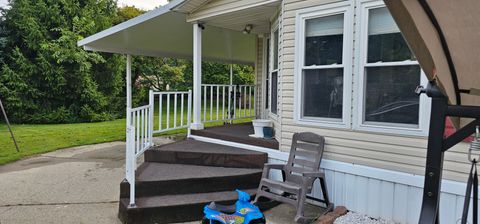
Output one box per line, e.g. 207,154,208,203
0,141,131,224
0,137,325,224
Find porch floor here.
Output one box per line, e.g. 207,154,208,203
191,122,279,149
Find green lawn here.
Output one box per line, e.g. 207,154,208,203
0,104,254,165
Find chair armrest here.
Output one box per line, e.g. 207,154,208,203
261,163,286,178
301,171,325,178
263,163,285,170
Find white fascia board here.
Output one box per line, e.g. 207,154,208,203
77,0,187,47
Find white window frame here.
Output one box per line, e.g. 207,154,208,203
269,19,280,119
261,35,270,119
294,1,354,129
353,0,431,136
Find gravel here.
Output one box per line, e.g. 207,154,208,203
334,212,396,224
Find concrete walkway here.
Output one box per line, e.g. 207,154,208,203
0,137,325,224
0,141,131,224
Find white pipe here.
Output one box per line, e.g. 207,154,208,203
230,64,233,86
126,55,132,110
191,23,204,130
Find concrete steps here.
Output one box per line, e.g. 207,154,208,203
118,139,268,224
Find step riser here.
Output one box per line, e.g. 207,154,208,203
145,150,267,168
120,172,262,198
119,199,238,224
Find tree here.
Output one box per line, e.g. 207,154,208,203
0,0,123,123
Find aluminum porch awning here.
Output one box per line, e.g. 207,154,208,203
77,0,256,65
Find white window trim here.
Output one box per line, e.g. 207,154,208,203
261,35,270,119
353,0,431,136
294,1,354,129
269,19,280,120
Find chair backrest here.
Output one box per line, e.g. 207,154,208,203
284,132,325,186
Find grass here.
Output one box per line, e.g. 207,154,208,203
0,104,254,165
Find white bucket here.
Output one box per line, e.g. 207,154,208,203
250,119,273,138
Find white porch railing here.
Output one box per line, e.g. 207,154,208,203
125,90,192,207
125,104,153,207
151,90,192,134
201,84,256,123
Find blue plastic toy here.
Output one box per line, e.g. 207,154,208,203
202,190,266,224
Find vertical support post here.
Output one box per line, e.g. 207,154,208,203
230,64,233,86
126,55,132,126
126,125,136,207
0,99,19,152
418,83,448,224
191,23,204,130
148,90,154,147
125,55,135,207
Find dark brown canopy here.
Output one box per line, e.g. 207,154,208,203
384,0,480,110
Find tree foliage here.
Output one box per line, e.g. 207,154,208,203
0,0,123,123
0,2,255,124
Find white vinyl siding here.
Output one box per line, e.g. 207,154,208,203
280,0,469,184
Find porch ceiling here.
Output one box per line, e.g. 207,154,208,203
186,1,281,35
385,0,480,109
77,0,256,65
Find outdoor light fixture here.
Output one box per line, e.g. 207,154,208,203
243,24,253,34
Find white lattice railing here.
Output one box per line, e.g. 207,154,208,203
201,84,255,123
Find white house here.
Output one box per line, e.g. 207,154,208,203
78,0,480,223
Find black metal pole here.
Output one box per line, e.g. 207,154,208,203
418,81,480,223
418,82,447,224
0,98,20,152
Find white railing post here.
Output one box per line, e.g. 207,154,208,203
203,85,207,122
210,85,213,121
159,93,163,130
228,85,232,122
187,90,192,136
222,86,226,121
233,86,237,120
174,93,177,128
148,90,154,147
126,123,136,207
166,93,170,129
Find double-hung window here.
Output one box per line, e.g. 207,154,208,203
295,2,353,128
356,1,429,135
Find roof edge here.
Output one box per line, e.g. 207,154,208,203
77,0,187,47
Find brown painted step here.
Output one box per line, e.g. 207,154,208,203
145,139,268,168
190,123,279,149
120,162,262,198
119,189,257,224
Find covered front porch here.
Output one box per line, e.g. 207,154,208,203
77,1,288,223
78,0,280,134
